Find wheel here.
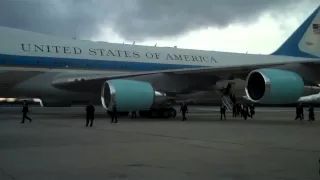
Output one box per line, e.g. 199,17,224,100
171,108,177,118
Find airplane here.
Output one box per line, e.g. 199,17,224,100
0,5,320,118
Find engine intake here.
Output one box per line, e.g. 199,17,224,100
245,68,305,104
101,79,168,111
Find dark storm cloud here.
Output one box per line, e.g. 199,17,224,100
0,0,115,38
0,0,318,41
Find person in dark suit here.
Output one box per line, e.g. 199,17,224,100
300,103,304,120
21,101,32,123
295,103,303,120
232,104,237,117
243,104,249,120
318,158,320,175
111,101,118,123
86,103,95,127
220,104,227,120
249,104,255,118
308,105,315,121
180,102,188,121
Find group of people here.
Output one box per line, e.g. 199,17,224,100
220,103,255,120
19,101,316,126
179,102,256,121
219,103,255,120
295,103,315,121
86,102,317,125
86,101,119,127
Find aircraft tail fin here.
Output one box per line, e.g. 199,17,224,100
272,6,320,58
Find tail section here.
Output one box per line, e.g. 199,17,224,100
272,6,320,58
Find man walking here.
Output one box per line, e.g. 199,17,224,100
308,105,315,121
220,104,227,120
86,103,95,127
21,101,32,123
111,101,118,123
295,103,303,120
180,102,188,121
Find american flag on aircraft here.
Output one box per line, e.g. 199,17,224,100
313,23,320,35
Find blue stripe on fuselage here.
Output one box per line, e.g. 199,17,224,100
0,54,207,71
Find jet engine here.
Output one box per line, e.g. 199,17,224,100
245,68,320,104
101,79,169,111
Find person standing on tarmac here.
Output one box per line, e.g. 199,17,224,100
21,101,32,123
86,103,95,127
180,102,188,121
295,103,302,120
220,104,227,120
308,105,315,121
232,104,237,117
110,101,118,123
300,103,304,120
237,104,241,116
240,104,244,117
318,158,320,175
243,104,249,120
295,103,304,120
249,104,255,118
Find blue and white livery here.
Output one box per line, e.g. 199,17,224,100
0,6,320,116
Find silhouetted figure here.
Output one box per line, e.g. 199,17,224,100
300,103,304,120
240,104,244,117
21,101,32,123
220,105,227,120
249,104,255,118
230,93,236,104
180,102,188,121
236,104,241,116
295,103,302,120
86,103,95,127
243,105,249,120
111,101,118,123
308,105,315,121
131,111,137,119
232,104,237,117
107,110,113,122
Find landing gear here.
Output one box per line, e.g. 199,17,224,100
139,107,177,119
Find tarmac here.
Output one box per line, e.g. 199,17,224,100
0,106,320,180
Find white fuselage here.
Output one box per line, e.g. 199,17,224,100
0,26,319,104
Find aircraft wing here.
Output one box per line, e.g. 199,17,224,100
52,59,317,93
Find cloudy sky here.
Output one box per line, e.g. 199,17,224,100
0,0,318,54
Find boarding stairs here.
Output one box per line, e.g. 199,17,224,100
218,82,236,111
222,95,234,110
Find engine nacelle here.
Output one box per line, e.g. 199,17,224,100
101,79,168,111
245,68,305,104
